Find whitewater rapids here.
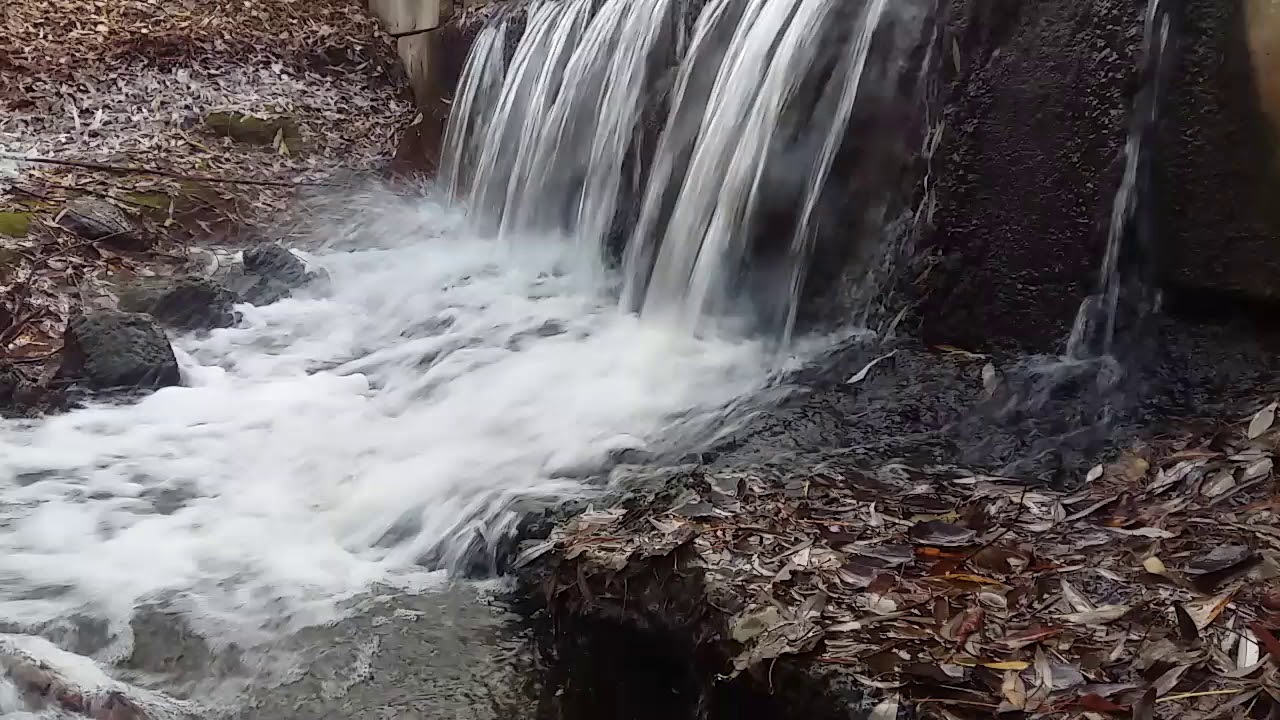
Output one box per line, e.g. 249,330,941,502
0,194,790,652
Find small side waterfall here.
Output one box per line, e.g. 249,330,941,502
1067,0,1175,359
443,0,914,338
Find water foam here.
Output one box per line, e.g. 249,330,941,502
0,193,781,645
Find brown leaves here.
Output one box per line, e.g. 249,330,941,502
533,405,1280,720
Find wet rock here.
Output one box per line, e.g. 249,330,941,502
117,276,239,331
1157,0,1280,308
58,310,180,389
918,0,1147,352
57,198,144,248
224,243,323,305
0,362,50,417
0,362,22,413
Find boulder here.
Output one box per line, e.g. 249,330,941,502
58,311,180,389
117,277,239,331
224,243,323,305
916,0,1147,353
57,197,145,248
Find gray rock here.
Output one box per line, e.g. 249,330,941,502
117,277,239,331
58,197,144,248
225,243,324,305
58,311,180,389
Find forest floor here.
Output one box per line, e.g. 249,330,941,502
0,0,414,368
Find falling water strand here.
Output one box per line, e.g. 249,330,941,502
620,0,767,311
1066,0,1171,359
439,21,508,200
638,0,860,332
466,0,595,225
780,0,889,342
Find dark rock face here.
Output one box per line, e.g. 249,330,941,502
58,311,180,389
1156,0,1280,306
225,243,320,305
117,277,239,331
916,0,1146,353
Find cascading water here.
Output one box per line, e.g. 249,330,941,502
444,0,905,339
0,193,786,712
438,21,509,199
0,0,920,713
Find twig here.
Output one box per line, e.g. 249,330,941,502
389,24,442,39
1,154,342,189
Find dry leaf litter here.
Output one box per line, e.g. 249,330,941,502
525,396,1280,718
1,0,414,361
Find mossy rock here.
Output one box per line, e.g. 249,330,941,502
204,112,302,153
0,211,31,238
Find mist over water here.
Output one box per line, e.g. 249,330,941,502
0,194,791,652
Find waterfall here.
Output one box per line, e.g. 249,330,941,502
442,0,901,337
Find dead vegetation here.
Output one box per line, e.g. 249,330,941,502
0,0,414,372
525,393,1280,719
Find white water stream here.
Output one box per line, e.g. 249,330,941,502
0,0,908,712
0,196,783,669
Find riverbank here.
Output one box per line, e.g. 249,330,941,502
517,356,1280,719
1,0,414,411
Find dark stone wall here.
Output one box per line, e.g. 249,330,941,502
915,0,1147,353
1156,0,1280,306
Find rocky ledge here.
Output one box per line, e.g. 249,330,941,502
516,407,1280,719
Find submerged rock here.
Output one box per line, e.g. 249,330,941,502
117,276,239,331
225,243,323,305
58,311,180,389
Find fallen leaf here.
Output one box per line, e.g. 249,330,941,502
1001,669,1026,710
908,520,976,547
1058,605,1130,626
1152,663,1192,697
1077,693,1128,712
846,350,897,384
1132,688,1156,720
1173,603,1199,643
941,607,984,644
996,626,1062,651
1183,588,1236,630
1143,556,1168,576
1248,402,1277,439
1248,622,1280,664
868,693,900,720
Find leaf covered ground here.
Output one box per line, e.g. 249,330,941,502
527,390,1280,719
0,0,414,367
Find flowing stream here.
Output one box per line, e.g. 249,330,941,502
0,195,793,716
1,0,922,716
